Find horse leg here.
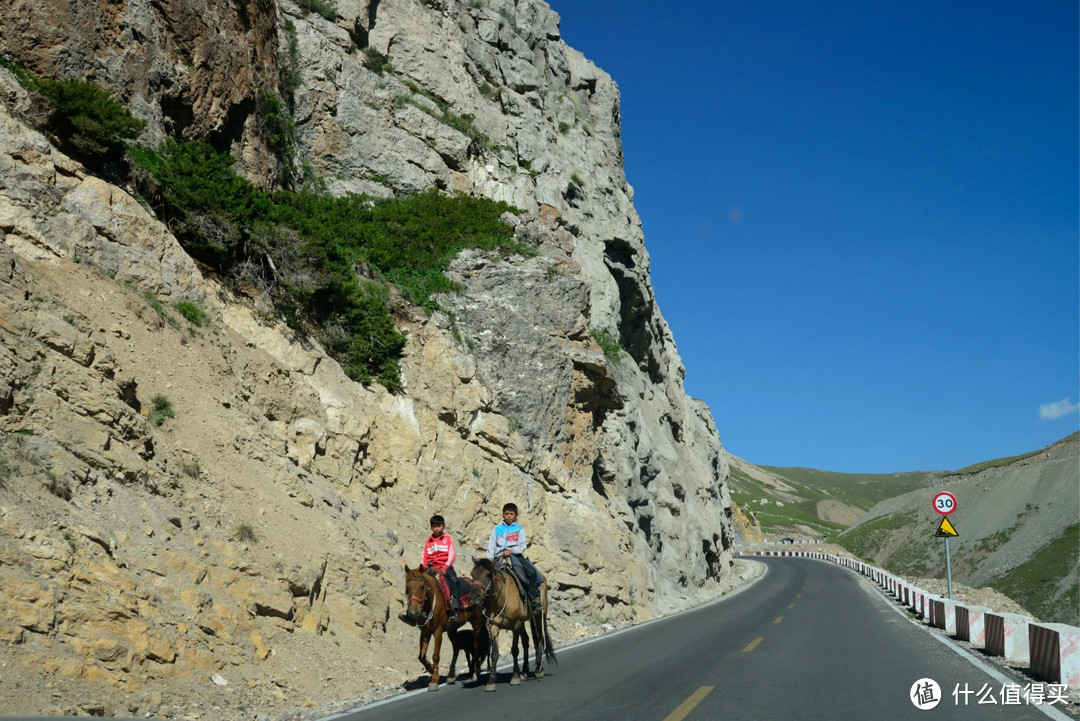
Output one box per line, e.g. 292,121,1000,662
484,626,499,692
521,625,531,681
445,627,460,684
461,646,472,682
428,628,444,691
417,630,434,676
470,618,483,682
509,627,523,685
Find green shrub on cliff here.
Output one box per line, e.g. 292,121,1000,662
148,395,175,427
0,55,145,168
297,0,336,21
130,140,269,267
361,189,525,308
590,328,622,361
131,140,523,391
33,77,146,159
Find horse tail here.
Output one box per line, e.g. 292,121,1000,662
543,619,556,665
542,588,556,665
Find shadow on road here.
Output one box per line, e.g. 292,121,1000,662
401,669,552,692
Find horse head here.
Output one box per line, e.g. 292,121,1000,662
468,557,496,608
401,564,433,627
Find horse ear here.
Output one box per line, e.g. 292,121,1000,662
404,563,412,573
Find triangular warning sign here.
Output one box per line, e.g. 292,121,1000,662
935,517,959,537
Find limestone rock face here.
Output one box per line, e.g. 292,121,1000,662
0,0,735,716
0,0,282,183
278,0,736,599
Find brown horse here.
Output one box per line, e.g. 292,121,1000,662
399,565,484,690
468,557,556,691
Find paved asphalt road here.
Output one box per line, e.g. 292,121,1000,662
335,558,1068,721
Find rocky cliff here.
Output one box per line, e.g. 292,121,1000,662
0,0,735,716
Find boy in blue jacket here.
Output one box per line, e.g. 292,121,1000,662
486,502,543,611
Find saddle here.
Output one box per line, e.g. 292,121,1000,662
496,557,542,606
427,568,475,610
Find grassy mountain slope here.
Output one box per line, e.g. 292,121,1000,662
727,453,939,540
732,433,1078,625
833,433,1079,624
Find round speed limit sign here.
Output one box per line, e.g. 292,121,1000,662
933,491,957,515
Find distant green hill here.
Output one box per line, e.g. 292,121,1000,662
761,466,939,506
731,434,1079,625
727,454,939,540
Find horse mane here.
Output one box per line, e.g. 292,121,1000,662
474,557,495,574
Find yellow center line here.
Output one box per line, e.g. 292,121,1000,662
742,637,764,652
773,616,783,624
664,686,715,721
787,603,795,609
796,594,802,598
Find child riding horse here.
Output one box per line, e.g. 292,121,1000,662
400,564,484,689
468,556,556,691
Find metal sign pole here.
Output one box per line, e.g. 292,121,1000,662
944,537,953,599
933,491,958,600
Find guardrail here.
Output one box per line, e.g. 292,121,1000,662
736,550,1080,689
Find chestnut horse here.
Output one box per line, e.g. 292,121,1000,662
468,557,556,691
399,565,484,690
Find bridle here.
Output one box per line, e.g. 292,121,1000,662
474,562,511,624
406,574,435,628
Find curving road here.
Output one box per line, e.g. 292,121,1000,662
335,558,1063,721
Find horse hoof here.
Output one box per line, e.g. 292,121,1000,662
427,682,440,692
485,684,497,692
509,676,522,686
535,670,545,679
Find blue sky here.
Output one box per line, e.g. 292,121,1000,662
551,0,1079,473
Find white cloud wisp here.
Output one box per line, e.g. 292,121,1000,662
1039,397,1080,421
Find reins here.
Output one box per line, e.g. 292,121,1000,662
406,574,436,628
477,565,511,625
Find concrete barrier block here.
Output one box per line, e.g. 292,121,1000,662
985,612,1032,663
956,606,991,647
929,597,944,628
930,597,959,634
911,588,926,617
942,600,958,635
1030,623,1080,688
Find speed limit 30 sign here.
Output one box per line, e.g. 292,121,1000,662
933,491,957,515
